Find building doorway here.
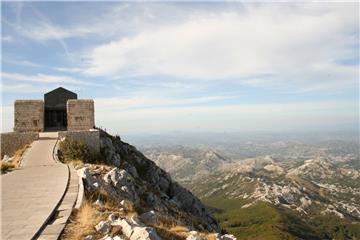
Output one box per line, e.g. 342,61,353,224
45,109,67,130
44,87,77,131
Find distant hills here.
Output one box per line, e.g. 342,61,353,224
141,138,360,239
189,156,360,239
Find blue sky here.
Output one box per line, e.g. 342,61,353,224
1,2,359,134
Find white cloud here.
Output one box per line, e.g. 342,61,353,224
83,3,357,92
2,84,48,93
1,35,16,43
2,72,96,86
3,58,43,67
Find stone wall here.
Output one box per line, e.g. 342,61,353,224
67,100,94,131
58,129,100,154
14,100,44,132
1,132,39,158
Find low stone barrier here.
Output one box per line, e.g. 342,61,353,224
0,132,39,158
58,129,100,154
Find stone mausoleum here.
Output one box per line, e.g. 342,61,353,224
14,87,95,132
1,87,100,158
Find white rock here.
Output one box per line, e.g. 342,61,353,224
94,199,104,206
113,236,124,240
120,200,133,210
186,236,200,240
117,219,133,238
221,234,237,240
186,231,201,240
84,235,94,240
77,168,94,186
130,226,161,240
2,155,11,162
119,208,126,215
104,168,129,187
100,236,112,240
130,215,143,226
121,186,129,193
95,221,111,234
212,233,221,240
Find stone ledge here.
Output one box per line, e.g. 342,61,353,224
1,132,39,158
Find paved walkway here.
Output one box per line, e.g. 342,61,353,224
1,136,69,240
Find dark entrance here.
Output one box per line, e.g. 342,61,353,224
45,110,67,128
44,87,77,131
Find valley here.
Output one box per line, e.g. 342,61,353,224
137,133,360,239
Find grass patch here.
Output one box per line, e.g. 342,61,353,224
61,201,102,239
151,223,191,240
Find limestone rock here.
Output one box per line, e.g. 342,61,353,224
2,155,12,162
130,226,161,240
94,199,104,206
120,199,133,210
99,236,112,240
103,168,129,187
186,231,202,240
117,219,133,238
103,168,139,202
113,236,124,240
77,167,95,187
101,136,121,166
84,130,221,238
95,220,111,234
83,235,94,240
221,234,237,240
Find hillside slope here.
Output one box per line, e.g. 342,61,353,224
60,130,235,240
189,158,360,240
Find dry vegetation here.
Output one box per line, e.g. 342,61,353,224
61,201,102,239
1,144,30,174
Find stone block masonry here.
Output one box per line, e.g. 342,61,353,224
1,132,39,158
58,129,100,154
14,100,44,132
67,100,95,131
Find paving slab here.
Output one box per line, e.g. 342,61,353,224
1,139,68,240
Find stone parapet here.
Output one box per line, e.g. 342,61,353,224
0,132,39,158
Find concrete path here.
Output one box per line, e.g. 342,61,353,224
1,138,69,240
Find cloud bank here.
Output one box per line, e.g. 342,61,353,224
83,3,358,92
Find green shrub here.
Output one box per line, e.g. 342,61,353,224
59,139,93,163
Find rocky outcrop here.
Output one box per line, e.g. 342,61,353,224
69,130,230,239
97,131,220,232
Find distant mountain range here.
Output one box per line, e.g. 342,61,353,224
188,156,360,239
143,146,232,182
141,139,360,239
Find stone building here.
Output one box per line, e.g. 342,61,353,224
14,87,95,132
